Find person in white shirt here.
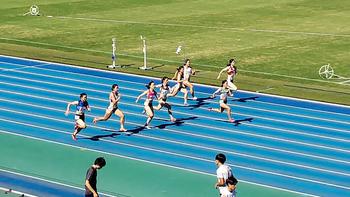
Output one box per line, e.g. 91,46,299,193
220,179,237,197
215,153,237,196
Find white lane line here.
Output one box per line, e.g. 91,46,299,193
27,65,350,119
0,130,319,197
0,71,350,137
1,94,348,166
2,63,350,128
25,61,350,118
1,74,350,142
0,63,50,72
1,97,349,178
0,169,118,197
0,117,349,192
1,82,350,154
0,186,38,197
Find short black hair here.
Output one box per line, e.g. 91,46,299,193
226,178,238,186
80,93,87,98
111,84,118,90
94,157,106,168
215,153,226,164
146,81,154,89
221,80,227,86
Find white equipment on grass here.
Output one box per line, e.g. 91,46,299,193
319,64,334,79
107,38,121,69
139,35,152,70
318,64,350,83
175,42,186,59
318,64,350,80
23,5,40,16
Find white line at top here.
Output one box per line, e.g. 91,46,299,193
51,16,350,38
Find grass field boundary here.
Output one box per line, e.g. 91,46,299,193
2,38,350,88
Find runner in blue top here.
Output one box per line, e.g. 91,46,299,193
209,80,235,123
65,93,91,140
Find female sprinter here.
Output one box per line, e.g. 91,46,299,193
182,59,197,100
93,84,127,132
154,77,176,122
171,66,189,105
217,58,238,92
136,81,157,129
65,93,91,140
209,80,235,123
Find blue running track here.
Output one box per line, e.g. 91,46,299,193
0,55,350,197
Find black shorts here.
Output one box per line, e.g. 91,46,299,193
75,114,85,122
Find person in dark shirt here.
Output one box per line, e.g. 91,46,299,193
85,157,106,197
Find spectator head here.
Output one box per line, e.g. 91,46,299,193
94,157,106,169
215,153,226,165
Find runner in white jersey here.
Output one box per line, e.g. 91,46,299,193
209,80,235,123
217,58,238,92
93,84,127,132
171,66,189,105
182,59,197,100
154,77,176,122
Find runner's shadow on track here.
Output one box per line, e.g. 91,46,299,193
155,116,198,129
189,96,212,110
175,97,212,110
102,127,146,136
232,96,259,102
215,117,254,126
82,133,121,141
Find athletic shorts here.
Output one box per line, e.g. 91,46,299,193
75,114,85,121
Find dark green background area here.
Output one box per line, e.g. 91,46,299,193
0,132,305,197
1,0,350,105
